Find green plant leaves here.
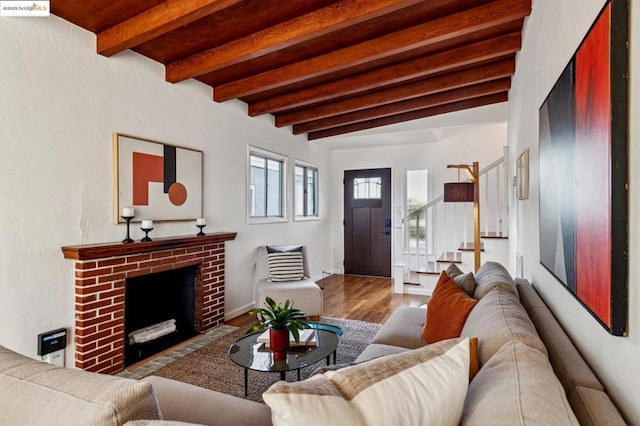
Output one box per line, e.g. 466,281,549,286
245,297,310,342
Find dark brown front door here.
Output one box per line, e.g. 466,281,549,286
344,168,391,277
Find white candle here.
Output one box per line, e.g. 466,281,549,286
121,207,134,217
141,220,153,229
196,217,206,226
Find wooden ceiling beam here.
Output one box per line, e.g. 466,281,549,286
97,0,244,57
165,0,426,83
246,32,521,115
307,93,508,140
214,0,531,102
276,59,515,127
293,78,511,134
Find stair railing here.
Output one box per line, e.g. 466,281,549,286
402,152,508,275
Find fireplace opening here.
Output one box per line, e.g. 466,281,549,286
124,265,198,367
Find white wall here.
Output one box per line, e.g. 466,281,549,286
508,0,639,421
0,16,332,363
330,123,506,272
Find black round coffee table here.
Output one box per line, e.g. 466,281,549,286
228,328,340,397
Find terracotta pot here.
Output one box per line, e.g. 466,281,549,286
270,328,290,352
273,350,287,361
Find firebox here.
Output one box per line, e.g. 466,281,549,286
124,265,198,366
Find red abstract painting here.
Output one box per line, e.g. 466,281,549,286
538,1,628,336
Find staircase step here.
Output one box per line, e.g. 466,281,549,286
404,271,422,285
480,231,508,239
458,242,485,252
415,262,441,275
437,252,462,263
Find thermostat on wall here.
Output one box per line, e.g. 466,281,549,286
37,328,67,356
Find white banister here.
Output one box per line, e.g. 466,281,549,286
401,154,509,286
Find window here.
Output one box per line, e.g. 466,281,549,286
353,177,381,199
249,147,286,222
406,169,428,215
295,162,319,218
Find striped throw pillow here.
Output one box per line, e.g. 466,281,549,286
267,252,304,282
263,337,472,426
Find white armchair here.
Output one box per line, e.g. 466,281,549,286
255,245,323,318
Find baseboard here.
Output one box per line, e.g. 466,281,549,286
225,302,255,322
313,270,338,281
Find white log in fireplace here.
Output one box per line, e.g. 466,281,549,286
62,232,236,374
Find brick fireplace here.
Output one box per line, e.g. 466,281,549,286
62,232,236,374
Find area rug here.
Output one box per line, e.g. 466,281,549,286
149,318,381,403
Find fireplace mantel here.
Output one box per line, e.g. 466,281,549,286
62,232,237,260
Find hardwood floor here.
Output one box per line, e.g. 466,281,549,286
226,274,428,329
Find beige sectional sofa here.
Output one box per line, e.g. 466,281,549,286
0,262,627,425
354,262,626,425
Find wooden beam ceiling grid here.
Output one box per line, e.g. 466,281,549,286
274,58,516,127
130,0,341,65
210,0,530,104
52,0,532,140
245,32,522,116
307,92,509,140
292,78,512,135
195,0,494,90
237,18,525,105
163,0,430,83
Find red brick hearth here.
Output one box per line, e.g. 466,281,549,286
62,232,236,374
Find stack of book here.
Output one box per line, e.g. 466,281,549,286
256,329,317,347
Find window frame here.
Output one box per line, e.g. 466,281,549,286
294,160,320,221
247,146,288,224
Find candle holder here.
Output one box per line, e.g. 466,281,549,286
121,215,135,243
140,227,153,242
196,224,206,237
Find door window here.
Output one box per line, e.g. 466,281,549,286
353,177,381,199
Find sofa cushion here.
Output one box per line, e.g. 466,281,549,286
267,251,305,282
423,272,478,343
144,376,271,426
125,422,202,426
266,245,303,253
445,263,477,296
445,262,464,277
516,281,604,392
264,337,473,426
461,288,546,365
370,306,426,349
256,277,323,317
473,261,517,299
567,385,627,426
453,272,477,297
354,343,409,363
0,345,161,425
461,341,579,425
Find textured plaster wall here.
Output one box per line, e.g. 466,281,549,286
0,16,332,363
508,0,640,421
330,122,507,273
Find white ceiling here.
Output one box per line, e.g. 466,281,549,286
310,102,508,151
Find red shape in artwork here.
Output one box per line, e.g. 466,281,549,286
574,4,611,326
133,153,164,205
168,182,187,206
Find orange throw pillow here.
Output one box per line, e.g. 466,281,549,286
422,271,478,344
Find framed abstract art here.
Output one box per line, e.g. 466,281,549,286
538,0,628,335
113,134,203,223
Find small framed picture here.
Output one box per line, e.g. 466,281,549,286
516,149,529,200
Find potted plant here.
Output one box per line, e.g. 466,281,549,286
246,297,310,353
